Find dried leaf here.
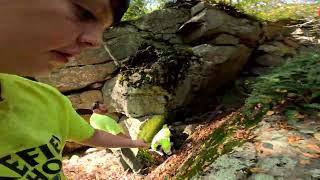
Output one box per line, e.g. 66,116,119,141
217,144,224,155
288,136,303,144
294,113,304,119
250,167,266,173
266,111,275,116
314,133,320,141
307,144,320,153
300,159,311,165
234,129,250,139
302,152,320,159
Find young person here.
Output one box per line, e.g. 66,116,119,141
90,102,143,174
0,1,147,179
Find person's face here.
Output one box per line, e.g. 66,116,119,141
0,0,113,76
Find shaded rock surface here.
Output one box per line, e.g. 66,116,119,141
178,8,262,47
196,115,320,180
37,63,116,92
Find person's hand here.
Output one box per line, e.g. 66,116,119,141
132,139,148,148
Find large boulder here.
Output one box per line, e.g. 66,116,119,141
104,25,152,61
68,90,103,110
258,41,296,56
37,62,116,92
169,44,252,109
102,77,169,118
133,8,190,34
254,54,285,67
212,34,240,45
65,45,113,67
104,8,190,62
101,43,251,116
178,7,262,47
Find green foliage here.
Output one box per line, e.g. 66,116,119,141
122,0,173,21
137,149,155,165
122,0,149,20
138,115,165,143
236,0,319,21
244,52,320,120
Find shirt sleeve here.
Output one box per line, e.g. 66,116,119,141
65,97,95,142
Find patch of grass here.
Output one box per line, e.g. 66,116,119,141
236,1,319,21
205,0,318,21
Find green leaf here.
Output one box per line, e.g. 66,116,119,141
303,103,320,110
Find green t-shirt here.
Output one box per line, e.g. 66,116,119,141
90,113,124,135
0,73,95,179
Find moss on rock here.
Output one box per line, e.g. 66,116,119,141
118,44,198,93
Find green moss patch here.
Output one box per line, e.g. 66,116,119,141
119,44,198,92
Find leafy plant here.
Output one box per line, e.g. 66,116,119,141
244,52,320,121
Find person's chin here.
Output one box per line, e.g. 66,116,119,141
27,66,51,77
29,61,57,77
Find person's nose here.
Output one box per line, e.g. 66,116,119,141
78,23,104,48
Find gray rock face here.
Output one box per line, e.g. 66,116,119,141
133,8,190,34
173,44,251,106
191,2,210,16
196,115,320,179
65,45,113,67
254,54,285,67
179,8,262,46
100,43,251,117
213,34,240,45
37,62,116,92
102,77,169,118
104,25,152,61
68,90,103,110
258,41,296,56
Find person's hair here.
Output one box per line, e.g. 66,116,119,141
110,0,130,25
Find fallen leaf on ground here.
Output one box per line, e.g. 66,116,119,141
288,136,304,144
217,144,224,155
234,129,250,139
294,113,304,119
314,133,320,141
266,111,275,116
307,144,320,153
302,152,320,159
265,128,275,132
300,159,311,165
250,167,266,173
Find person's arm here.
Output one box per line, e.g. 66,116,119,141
80,129,147,148
118,133,131,139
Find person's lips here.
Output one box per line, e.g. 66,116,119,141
50,50,80,63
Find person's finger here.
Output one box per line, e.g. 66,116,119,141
134,140,148,148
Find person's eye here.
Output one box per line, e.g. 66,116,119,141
74,4,96,21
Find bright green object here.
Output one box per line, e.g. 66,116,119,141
138,115,165,143
0,73,94,179
90,113,124,135
151,124,172,155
